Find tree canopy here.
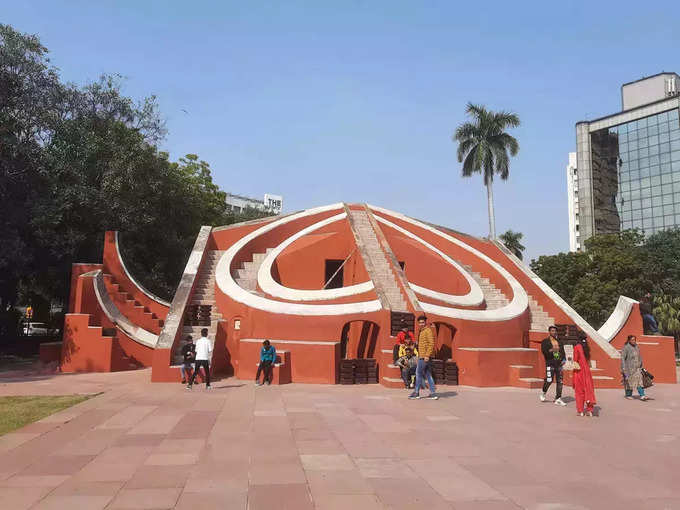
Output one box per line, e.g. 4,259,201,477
499,230,525,260
0,24,268,332
531,229,680,332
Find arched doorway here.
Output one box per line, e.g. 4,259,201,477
433,322,456,360
340,320,380,359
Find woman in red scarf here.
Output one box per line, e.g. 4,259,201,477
573,333,596,417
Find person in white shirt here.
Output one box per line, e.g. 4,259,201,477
187,328,212,389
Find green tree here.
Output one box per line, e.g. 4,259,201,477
531,230,651,328
653,294,680,355
453,103,520,239
0,24,271,334
499,230,525,260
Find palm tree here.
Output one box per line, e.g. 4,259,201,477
453,103,520,239
499,230,525,260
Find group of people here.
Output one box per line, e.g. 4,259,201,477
539,325,651,416
393,315,439,400
179,328,213,389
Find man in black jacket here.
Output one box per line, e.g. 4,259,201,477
540,326,567,406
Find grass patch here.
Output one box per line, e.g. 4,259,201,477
0,395,93,436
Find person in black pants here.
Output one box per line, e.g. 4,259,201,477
540,326,566,406
255,340,276,386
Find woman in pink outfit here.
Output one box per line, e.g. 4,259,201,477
572,333,596,417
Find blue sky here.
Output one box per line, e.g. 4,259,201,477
6,1,680,261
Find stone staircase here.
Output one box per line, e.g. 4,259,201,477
348,209,407,312
461,264,509,310
234,249,272,295
528,296,554,332
172,250,224,364
102,274,164,334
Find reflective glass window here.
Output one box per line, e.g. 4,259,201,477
649,125,659,136
651,176,662,187
662,173,673,185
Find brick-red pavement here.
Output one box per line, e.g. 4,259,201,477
0,369,679,509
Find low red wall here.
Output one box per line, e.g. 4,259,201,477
238,340,340,384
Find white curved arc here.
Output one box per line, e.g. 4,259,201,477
92,270,158,348
257,213,375,301
215,203,382,316
374,216,483,307
369,205,528,322
114,232,171,307
598,296,637,342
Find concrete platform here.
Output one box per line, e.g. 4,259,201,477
0,369,679,509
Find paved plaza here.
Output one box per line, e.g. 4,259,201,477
0,369,679,509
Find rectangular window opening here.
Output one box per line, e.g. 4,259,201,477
324,260,344,289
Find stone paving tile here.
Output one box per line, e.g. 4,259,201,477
114,434,167,448
32,494,113,510
306,470,375,497
312,493,385,510
174,488,247,509
0,474,70,487
249,459,308,485
96,406,157,430
355,458,414,479
74,461,139,483
19,454,95,476
0,432,41,454
0,486,52,510
124,465,191,489
368,478,452,510
300,454,355,471
144,452,199,466
50,480,124,497
248,483,314,510
108,487,182,509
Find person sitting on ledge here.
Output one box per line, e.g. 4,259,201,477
179,335,195,384
256,340,276,386
393,322,414,363
639,293,660,335
396,346,418,388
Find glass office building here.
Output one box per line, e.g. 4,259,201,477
570,73,680,250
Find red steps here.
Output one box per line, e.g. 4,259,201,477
103,274,164,334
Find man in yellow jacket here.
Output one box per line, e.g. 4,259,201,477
409,315,438,399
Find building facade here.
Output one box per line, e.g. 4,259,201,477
225,192,283,215
571,72,680,249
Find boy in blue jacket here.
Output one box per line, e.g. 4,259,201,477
256,340,276,386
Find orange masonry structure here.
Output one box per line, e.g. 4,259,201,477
59,203,677,388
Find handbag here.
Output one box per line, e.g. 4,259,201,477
641,368,654,388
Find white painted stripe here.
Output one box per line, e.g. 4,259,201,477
215,204,383,316
257,213,375,301
240,338,339,345
374,216,483,306
369,205,528,322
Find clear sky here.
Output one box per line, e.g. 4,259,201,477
6,1,680,261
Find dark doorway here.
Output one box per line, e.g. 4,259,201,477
324,259,344,289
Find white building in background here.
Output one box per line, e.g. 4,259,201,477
566,152,581,251
225,193,283,215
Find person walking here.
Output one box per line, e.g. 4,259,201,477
187,328,212,390
179,335,195,384
255,340,276,386
540,326,567,406
572,333,596,416
408,315,438,400
639,293,659,335
621,335,649,401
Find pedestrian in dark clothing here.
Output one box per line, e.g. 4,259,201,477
540,326,567,406
180,335,195,384
640,293,659,334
